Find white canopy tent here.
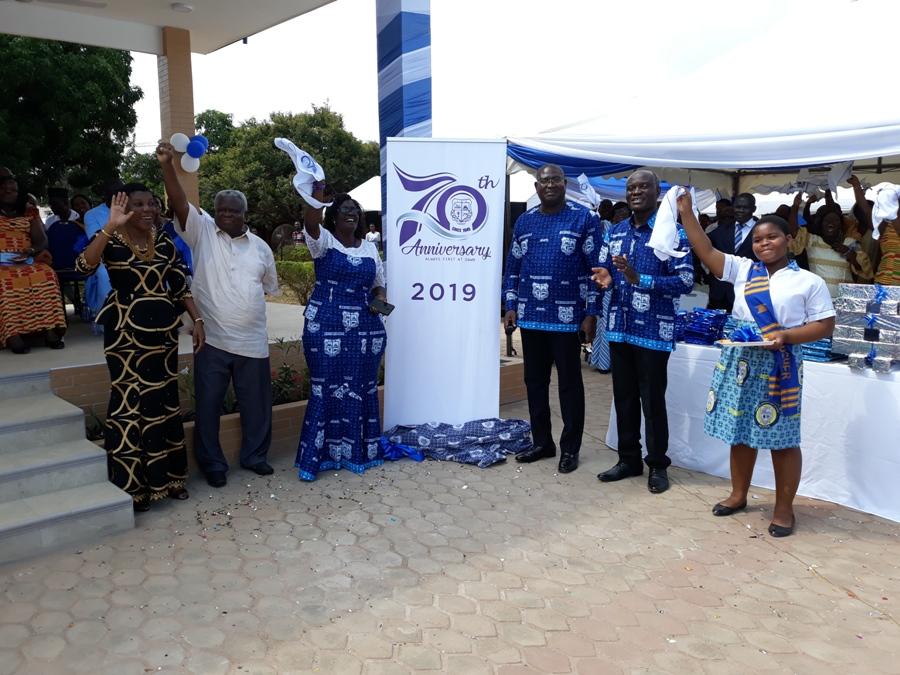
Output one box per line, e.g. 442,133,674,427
348,175,382,212
507,0,900,196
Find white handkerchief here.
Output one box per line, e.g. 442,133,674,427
273,137,333,208
576,173,600,209
647,185,696,261
871,185,900,241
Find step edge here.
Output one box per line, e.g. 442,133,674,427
0,487,133,538
0,408,85,435
0,447,105,482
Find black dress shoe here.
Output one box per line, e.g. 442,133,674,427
558,454,579,473
597,462,643,482
242,461,274,476
133,500,151,512
768,516,795,538
712,501,747,516
515,446,556,463
206,471,227,488
647,467,670,493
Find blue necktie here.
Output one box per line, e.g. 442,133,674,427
734,224,742,251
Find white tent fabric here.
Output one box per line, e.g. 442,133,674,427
507,0,900,194
348,175,381,212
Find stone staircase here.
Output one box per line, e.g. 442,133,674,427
0,370,133,565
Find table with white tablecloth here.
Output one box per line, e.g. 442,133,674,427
605,342,900,522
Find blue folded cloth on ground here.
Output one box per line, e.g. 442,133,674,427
382,418,532,468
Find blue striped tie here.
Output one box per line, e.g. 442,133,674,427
734,224,742,251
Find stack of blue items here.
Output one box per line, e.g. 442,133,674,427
678,308,729,345
674,310,688,342
802,337,833,362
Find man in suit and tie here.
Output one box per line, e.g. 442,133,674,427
706,193,758,312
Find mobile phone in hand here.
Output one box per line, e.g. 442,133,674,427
369,298,395,316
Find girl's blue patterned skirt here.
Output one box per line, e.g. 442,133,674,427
704,320,803,451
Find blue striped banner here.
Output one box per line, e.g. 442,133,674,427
376,0,432,217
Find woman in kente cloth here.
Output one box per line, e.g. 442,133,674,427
676,192,835,537
76,186,205,511
0,174,67,353
294,184,387,481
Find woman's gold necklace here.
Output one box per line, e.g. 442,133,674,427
122,226,156,262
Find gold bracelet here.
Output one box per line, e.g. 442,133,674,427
98,229,113,239
193,317,204,324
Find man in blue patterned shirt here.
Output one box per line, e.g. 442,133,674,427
504,164,601,474
592,170,694,493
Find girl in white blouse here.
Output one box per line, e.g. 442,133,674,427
677,192,835,538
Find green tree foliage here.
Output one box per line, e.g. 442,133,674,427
199,105,379,238
195,109,235,152
0,36,142,196
275,260,316,304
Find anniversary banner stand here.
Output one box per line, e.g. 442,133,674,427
384,138,507,428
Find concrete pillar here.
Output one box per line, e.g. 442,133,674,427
157,26,199,204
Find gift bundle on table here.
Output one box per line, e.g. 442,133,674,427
831,283,900,372
675,308,729,345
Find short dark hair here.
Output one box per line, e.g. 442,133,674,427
72,193,92,207
751,214,790,236
122,182,151,196
536,163,565,177
716,198,732,206
323,193,366,241
627,169,660,194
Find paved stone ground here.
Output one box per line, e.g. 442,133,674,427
2,363,900,674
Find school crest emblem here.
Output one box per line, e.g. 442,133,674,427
324,338,341,357
736,359,749,386
754,402,779,428
372,337,384,354
706,390,717,413
659,321,674,341
558,306,575,323
582,235,595,255
532,283,549,300
632,292,650,312
342,311,360,331
560,236,576,255
609,239,623,256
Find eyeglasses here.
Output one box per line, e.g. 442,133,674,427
337,204,360,214
537,176,565,186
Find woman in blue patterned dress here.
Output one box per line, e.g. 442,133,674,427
676,193,834,537
295,188,387,481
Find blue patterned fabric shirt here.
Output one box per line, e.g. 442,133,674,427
504,201,601,332
597,213,694,352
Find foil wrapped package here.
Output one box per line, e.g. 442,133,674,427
872,356,894,373
838,283,900,301
832,338,900,359
832,326,900,343
835,310,900,331
847,353,869,369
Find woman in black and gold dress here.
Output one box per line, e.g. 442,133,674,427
77,185,205,511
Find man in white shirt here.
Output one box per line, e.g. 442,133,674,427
158,142,280,488
364,223,382,251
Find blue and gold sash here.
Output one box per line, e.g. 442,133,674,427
744,261,801,417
